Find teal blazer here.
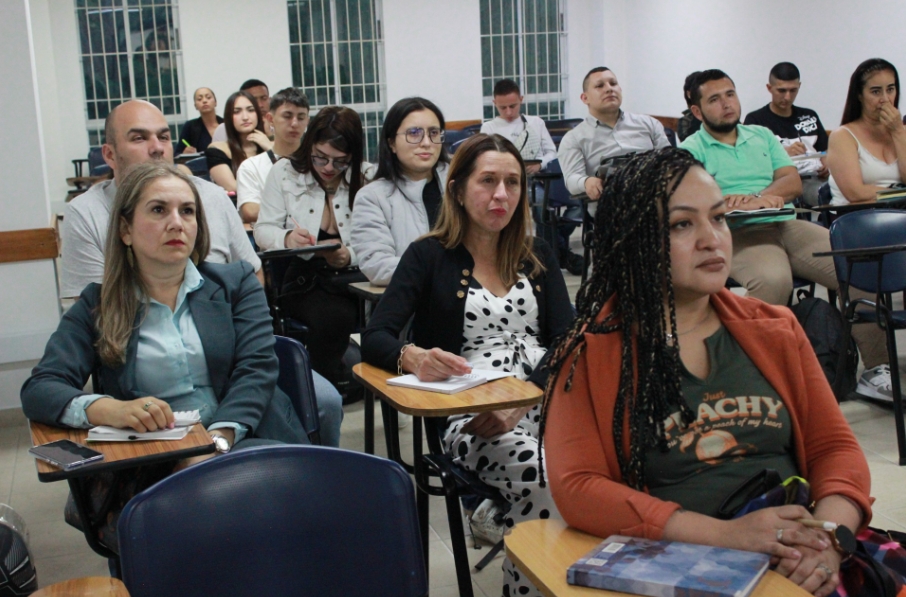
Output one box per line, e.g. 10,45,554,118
22,261,307,445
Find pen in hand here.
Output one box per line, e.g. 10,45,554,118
289,216,316,245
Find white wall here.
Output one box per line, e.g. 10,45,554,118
179,0,294,108
383,1,484,121
608,0,906,125
0,0,61,410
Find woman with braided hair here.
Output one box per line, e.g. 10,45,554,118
540,147,872,597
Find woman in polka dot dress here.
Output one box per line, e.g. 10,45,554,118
363,133,574,597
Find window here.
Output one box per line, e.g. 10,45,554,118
480,0,567,121
287,0,386,161
75,0,185,146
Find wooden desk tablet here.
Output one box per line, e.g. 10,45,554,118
348,281,387,302
352,362,542,417
505,519,810,597
31,421,215,482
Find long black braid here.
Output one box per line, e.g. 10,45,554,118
538,147,702,491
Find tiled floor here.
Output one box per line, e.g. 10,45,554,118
8,267,906,594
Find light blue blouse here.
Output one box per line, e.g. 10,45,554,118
62,262,246,441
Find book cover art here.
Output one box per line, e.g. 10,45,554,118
567,535,770,597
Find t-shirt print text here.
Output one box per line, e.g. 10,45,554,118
795,116,819,135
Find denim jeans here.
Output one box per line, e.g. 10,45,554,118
312,370,344,447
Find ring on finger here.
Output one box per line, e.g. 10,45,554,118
776,528,784,543
143,401,153,412
817,564,834,577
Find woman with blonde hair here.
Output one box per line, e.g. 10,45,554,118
363,133,573,597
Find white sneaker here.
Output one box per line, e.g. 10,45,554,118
468,499,506,545
397,412,412,429
856,365,894,402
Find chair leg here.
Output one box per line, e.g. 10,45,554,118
882,322,906,465
439,471,475,597
364,390,374,455
474,539,505,571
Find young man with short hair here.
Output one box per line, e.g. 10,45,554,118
681,70,892,399
744,62,829,204
236,87,310,223
480,78,556,174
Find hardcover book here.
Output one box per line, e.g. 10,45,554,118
567,535,770,597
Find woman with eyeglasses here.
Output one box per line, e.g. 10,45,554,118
256,106,375,388
351,97,450,285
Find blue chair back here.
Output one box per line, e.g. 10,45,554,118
87,146,111,176
544,158,573,208
118,446,427,597
444,123,481,154
828,209,906,294
185,156,210,179
274,335,321,445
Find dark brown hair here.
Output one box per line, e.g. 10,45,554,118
289,106,366,209
224,90,265,174
841,58,900,125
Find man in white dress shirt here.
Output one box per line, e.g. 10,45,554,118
482,79,582,274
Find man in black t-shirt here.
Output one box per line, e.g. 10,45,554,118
744,62,828,205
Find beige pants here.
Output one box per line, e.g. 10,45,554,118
731,220,888,369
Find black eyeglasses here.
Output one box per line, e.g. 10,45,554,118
397,127,445,144
311,154,351,171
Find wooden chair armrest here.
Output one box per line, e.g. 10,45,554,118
30,576,129,596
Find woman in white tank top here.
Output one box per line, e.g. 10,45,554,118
826,58,906,205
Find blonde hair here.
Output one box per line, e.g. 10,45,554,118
96,163,209,366
429,133,542,286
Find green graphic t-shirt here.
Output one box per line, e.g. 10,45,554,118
646,326,798,517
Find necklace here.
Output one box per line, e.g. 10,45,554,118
666,308,714,344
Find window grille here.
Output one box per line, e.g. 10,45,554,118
480,0,567,121
75,0,185,146
288,0,386,162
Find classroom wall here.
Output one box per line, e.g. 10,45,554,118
603,0,906,127
0,0,61,411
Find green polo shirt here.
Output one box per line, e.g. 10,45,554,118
680,124,794,196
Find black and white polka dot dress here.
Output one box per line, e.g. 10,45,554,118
460,278,546,380
443,276,560,597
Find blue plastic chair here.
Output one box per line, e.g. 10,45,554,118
184,156,210,181
274,336,321,445
118,446,428,597
826,209,906,464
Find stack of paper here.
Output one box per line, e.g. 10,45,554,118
87,409,201,442
387,370,515,394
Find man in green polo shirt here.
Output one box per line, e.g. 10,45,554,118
681,69,893,402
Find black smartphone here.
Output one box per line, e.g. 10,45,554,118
29,439,104,470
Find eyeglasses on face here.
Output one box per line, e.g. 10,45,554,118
397,127,445,144
311,154,351,171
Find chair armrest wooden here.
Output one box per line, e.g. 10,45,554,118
30,577,129,597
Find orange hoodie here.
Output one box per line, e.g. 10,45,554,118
545,288,872,539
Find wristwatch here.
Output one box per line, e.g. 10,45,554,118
827,524,857,561
210,433,231,454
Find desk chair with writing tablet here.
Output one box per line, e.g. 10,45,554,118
117,446,427,597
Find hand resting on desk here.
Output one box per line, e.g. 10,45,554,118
401,346,472,381
85,396,175,433
724,194,785,210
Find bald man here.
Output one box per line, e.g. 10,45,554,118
61,100,262,298
60,100,346,448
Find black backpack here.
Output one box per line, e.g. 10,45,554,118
789,297,858,401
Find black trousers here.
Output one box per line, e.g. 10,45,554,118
281,259,358,387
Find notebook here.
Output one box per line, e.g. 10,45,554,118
386,370,516,394
567,535,770,597
86,410,201,442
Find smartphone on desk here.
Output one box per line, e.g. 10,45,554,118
29,439,104,471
